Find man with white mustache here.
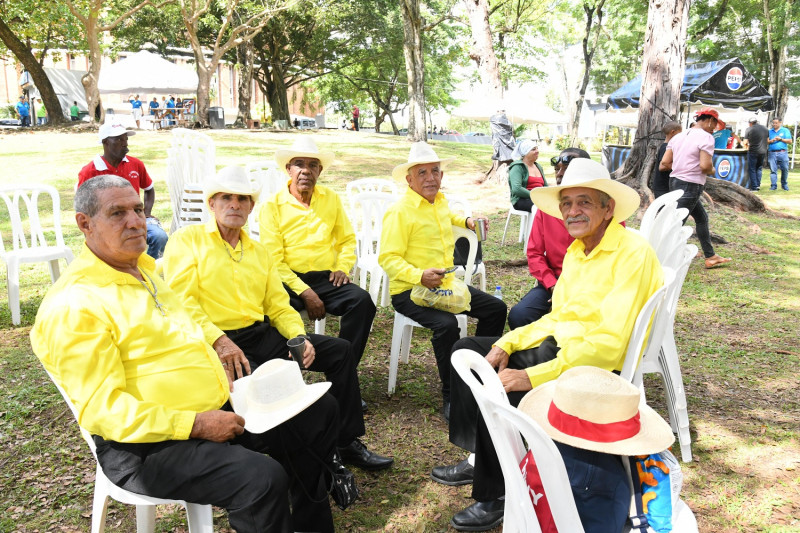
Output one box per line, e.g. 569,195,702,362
432,159,664,531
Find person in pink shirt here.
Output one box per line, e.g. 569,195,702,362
507,148,590,329
660,108,731,269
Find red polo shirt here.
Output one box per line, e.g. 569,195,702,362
78,155,153,194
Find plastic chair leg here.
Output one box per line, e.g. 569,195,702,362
502,210,513,244
314,317,326,335
91,477,111,533
135,505,157,533
388,314,405,394
185,503,215,532
47,258,62,283
6,259,20,326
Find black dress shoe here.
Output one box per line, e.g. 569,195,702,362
442,402,450,422
450,499,504,531
430,458,473,486
338,438,393,471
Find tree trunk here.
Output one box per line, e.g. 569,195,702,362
763,0,792,120
375,109,386,133
193,56,212,127
615,0,689,211
569,1,605,145
82,14,104,124
264,59,291,124
235,41,254,127
464,0,503,101
0,17,67,126
400,0,427,142
704,178,767,212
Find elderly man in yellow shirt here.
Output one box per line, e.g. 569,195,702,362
30,175,344,533
432,159,665,532
379,142,508,422
163,166,393,472
259,137,376,368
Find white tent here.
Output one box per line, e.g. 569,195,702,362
98,50,198,94
451,95,567,125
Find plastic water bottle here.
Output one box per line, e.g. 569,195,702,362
494,285,503,300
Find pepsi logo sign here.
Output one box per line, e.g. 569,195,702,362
717,159,731,178
726,67,743,90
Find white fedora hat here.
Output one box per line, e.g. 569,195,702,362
530,158,640,221
230,358,331,434
204,165,262,205
392,141,454,181
518,366,674,456
275,137,334,171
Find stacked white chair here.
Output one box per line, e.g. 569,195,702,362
43,369,213,532
350,192,397,307
387,226,477,394
446,194,487,291
1,185,74,325
165,129,216,232
245,160,284,240
450,349,585,533
346,178,398,259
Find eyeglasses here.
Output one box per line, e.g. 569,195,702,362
550,154,577,167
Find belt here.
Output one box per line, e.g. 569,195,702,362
770,149,787,152
224,318,270,336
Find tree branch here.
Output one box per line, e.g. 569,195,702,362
692,0,731,40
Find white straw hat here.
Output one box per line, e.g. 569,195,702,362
230,359,331,434
275,137,334,171
530,158,640,221
204,165,261,205
518,366,674,456
392,141,454,181
98,121,136,144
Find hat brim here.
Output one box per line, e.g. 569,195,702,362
99,130,136,144
230,373,331,434
392,157,454,181
530,178,640,221
517,382,674,456
275,149,335,172
204,180,261,205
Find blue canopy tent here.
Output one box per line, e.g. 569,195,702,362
607,57,774,113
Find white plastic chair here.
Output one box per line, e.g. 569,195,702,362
387,225,476,394
450,349,586,533
1,185,75,325
166,130,216,232
639,191,692,271
501,206,533,245
447,194,487,292
244,160,284,240
42,369,213,533
351,192,397,307
347,179,398,260
631,245,697,462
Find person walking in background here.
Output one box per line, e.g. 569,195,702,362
149,97,159,116
712,118,731,149
15,95,30,127
70,101,80,121
744,117,769,191
652,120,683,198
128,94,143,128
35,98,47,126
507,139,546,213
660,107,732,269
352,105,359,131
767,117,792,191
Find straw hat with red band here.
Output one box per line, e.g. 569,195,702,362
518,366,674,455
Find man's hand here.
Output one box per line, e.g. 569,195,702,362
329,270,350,287
289,337,316,369
213,335,251,391
485,345,510,371
498,369,533,393
190,410,245,442
421,268,446,289
300,288,326,320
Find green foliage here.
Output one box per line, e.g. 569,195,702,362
447,118,489,134
552,133,585,151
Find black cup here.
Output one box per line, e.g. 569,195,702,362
287,336,307,369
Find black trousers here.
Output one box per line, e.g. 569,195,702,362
391,287,507,402
448,336,558,502
225,321,365,446
94,394,340,533
285,270,377,363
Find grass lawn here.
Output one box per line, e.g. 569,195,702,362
1,126,799,532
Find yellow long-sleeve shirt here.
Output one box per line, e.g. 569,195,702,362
259,182,357,294
30,245,229,443
162,220,306,344
495,221,664,389
379,188,469,295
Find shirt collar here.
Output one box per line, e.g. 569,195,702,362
203,218,253,249
93,154,130,171
567,217,624,259
403,187,445,207
74,242,157,286
276,179,324,205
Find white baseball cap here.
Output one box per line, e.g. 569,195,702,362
98,122,136,143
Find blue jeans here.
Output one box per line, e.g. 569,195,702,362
508,283,552,329
146,218,168,259
747,152,764,190
37,117,47,125
20,115,30,127
768,151,789,190
669,177,715,258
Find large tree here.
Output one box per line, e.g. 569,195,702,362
64,0,168,123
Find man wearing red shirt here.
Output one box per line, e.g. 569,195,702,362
78,122,169,258
507,148,590,329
